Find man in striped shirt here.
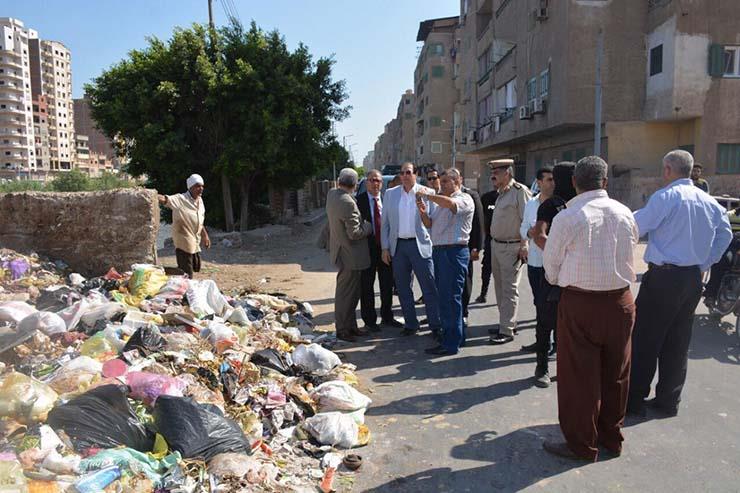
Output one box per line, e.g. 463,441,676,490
416,168,475,356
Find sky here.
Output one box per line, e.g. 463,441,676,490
5,0,456,165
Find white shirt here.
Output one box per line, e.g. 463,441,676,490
520,195,544,267
398,187,417,239
366,192,382,230
543,189,638,291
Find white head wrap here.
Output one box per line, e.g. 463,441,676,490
186,174,204,190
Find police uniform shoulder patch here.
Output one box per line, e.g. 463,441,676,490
512,182,523,190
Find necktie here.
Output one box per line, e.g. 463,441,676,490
373,197,382,247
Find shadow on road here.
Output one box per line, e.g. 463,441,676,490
689,315,740,365
363,424,586,492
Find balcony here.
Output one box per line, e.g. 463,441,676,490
0,93,23,103
1,71,24,81
0,117,27,127
0,141,25,149
1,82,25,93
1,106,25,115
0,58,22,69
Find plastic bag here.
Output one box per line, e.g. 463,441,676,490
163,332,199,350
48,369,99,396
17,311,67,336
208,453,278,484
41,449,81,475
202,322,237,353
292,344,341,376
79,448,180,483
154,276,190,301
79,332,116,360
250,348,294,375
0,372,58,423
0,301,36,325
126,371,187,406
47,384,155,452
57,298,96,332
35,286,79,312
186,280,232,318
153,396,251,461
115,267,168,306
310,380,372,412
79,302,127,329
62,356,103,374
303,412,360,448
122,326,165,356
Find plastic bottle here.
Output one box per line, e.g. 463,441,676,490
73,465,121,493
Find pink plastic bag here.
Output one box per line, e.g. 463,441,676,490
125,371,186,406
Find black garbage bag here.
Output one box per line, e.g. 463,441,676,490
153,396,251,462
47,385,155,452
250,348,294,375
121,326,165,357
35,286,80,312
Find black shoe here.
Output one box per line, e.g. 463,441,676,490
419,318,429,325
549,345,557,356
364,323,381,333
520,342,537,353
646,398,678,417
475,294,486,304
415,296,424,305
489,334,514,345
533,372,551,388
424,345,457,356
401,328,418,336
626,400,647,417
382,318,404,328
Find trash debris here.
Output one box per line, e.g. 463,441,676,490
0,247,370,491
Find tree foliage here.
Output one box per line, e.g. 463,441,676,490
85,22,349,230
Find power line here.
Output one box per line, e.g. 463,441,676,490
226,0,242,25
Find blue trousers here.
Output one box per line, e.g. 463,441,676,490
433,246,470,353
392,239,440,331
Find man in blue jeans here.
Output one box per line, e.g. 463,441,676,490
381,162,441,336
416,168,475,356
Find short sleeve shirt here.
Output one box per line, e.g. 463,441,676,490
429,191,475,246
537,196,568,233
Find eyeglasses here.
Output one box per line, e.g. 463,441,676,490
426,176,439,181
400,170,415,176
368,178,382,183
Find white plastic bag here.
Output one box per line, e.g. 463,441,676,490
303,412,359,448
17,311,67,336
292,344,341,376
0,301,36,325
57,298,99,331
310,380,372,412
62,356,104,375
202,322,238,352
80,302,127,328
187,280,233,318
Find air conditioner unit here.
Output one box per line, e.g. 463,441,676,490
468,130,477,144
536,7,548,21
533,97,546,114
494,116,501,132
519,105,532,120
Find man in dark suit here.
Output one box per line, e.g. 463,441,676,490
357,169,403,331
476,182,499,303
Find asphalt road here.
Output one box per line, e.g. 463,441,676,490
331,256,740,492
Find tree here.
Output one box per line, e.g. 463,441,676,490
85,21,349,231
51,169,90,192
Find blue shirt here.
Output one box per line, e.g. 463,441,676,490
634,178,732,272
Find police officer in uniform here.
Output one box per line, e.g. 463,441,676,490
488,159,532,345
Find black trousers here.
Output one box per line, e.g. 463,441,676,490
175,248,201,279
480,236,493,297
360,243,394,326
629,265,702,410
462,257,474,318
535,273,558,374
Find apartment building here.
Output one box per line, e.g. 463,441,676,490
32,94,50,172
29,36,75,171
414,16,458,172
74,97,123,170
0,18,36,178
372,90,417,172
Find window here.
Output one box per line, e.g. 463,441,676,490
717,143,740,173
431,65,445,78
527,77,537,103
431,142,443,154
724,46,740,76
540,68,550,97
478,46,492,82
430,116,442,127
650,44,663,76
428,43,444,56
709,44,740,77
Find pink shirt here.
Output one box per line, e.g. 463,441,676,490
543,189,638,291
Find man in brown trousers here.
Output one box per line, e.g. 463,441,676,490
324,168,373,342
542,156,638,461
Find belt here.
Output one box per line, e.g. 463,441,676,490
493,239,520,244
398,237,416,241
648,262,699,271
564,286,629,295
433,244,467,250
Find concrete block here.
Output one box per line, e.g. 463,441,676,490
0,188,159,276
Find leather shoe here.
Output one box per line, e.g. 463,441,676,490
336,332,357,342
646,398,678,417
401,328,418,336
419,318,429,325
424,345,457,356
520,342,537,353
474,294,486,303
351,327,369,337
626,400,647,417
542,440,593,462
382,318,404,328
364,323,382,333
489,334,514,345
599,445,622,459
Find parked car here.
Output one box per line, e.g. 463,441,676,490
356,175,396,198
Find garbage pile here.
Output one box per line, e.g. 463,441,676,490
0,249,372,492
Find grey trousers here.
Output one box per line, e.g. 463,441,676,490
335,267,363,333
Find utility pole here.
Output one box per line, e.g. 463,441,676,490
208,0,236,231
594,28,603,157
451,112,457,169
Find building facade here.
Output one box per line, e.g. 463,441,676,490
74,97,123,171
0,18,36,178
32,93,50,173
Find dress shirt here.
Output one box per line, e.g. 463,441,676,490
366,192,382,230
544,189,638,290
398,186,417,239
520,194,544,267
634,178,732,272
429,191,475,246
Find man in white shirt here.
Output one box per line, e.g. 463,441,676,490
519,167,553,353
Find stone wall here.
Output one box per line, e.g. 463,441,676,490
0,188,159,276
